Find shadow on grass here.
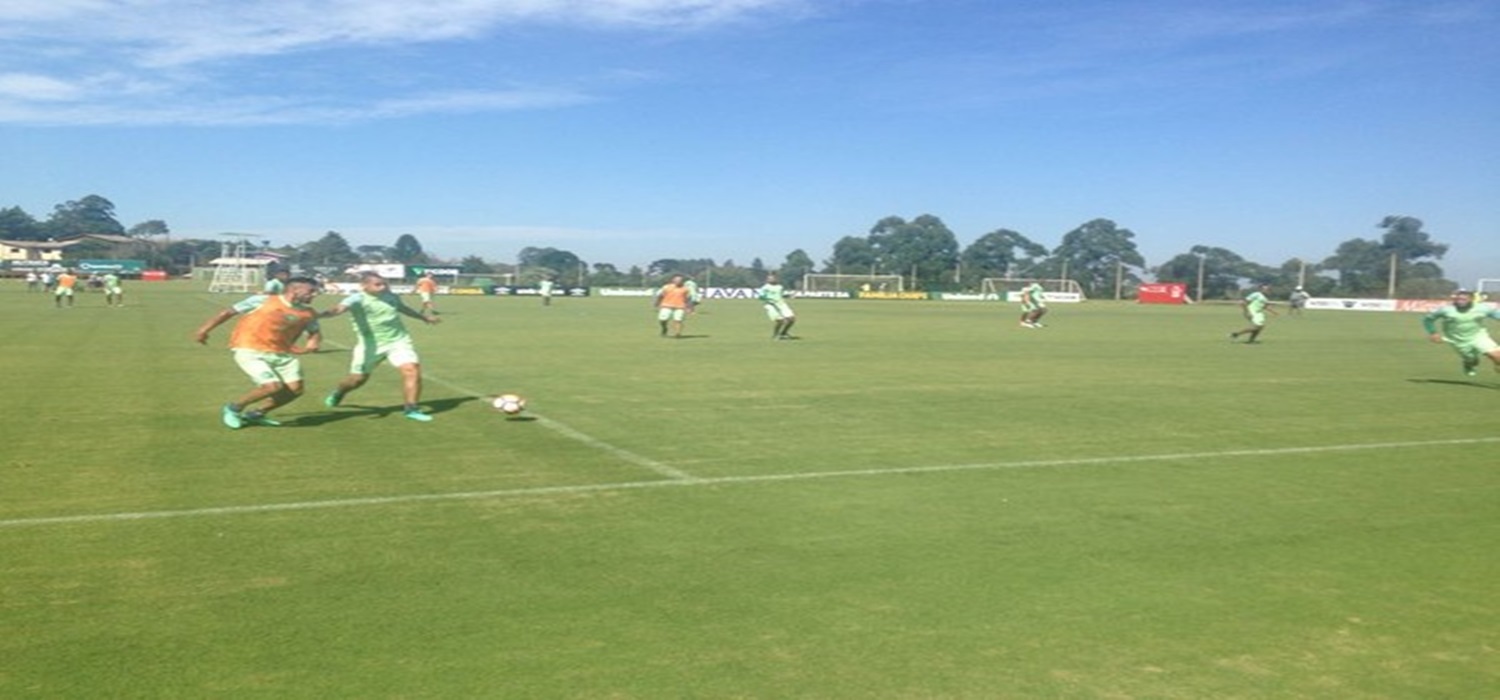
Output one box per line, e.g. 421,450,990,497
1406,378,1500,390
284,395,481,427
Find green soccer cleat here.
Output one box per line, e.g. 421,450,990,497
403,409,434,422
242,411,282,427
324,391,343,408
221,404,243,430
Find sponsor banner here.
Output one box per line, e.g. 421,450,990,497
498,286,591,297
451,287,488,296
857,291,930,300
1138,283,1188,304
935,292,988,301
410,265,461,276
598,287,656,297
1395,299,1448,313
345,263,406,279
1004,291,1085,303
77,259,146,273
704,287,757,300
6,260,63,270
1305,298,1397,312
792,290,852,299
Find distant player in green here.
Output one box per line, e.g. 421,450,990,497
757,272,797,340
1422,289,1500,376
321,271,442,422
684,277,702,314
263,268,289,295
1018,282,1047,328
102,273,123,307
1229,283,1277,343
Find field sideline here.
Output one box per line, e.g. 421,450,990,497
2,281,1496,698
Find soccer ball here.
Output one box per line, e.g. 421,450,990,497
492,394,526,415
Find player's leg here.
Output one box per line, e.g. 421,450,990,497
328,342,379,405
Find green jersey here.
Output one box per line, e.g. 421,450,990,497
1021,283,1046,309
264,277,285,294
1244,290,1269,314
1423,302,1500,344
757,283,787,304
339,290,414,346
102,273,120,288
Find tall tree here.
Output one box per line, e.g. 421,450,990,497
824,235,877,273
127,219,170,239
391,234,428,264
867,214,960,289
520,247,585,282
779,249,816,285
960,228,1048,285
297,231,359,267
1046,218,1146,298
1155,245,1270,301
46,195,125,237
458,255,493,274
0,206,43,240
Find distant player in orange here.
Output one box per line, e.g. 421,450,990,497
654,274,692,337
193,276,323,429
53,269,78,308
414,271,439,315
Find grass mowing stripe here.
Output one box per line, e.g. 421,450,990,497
2,436,1491,529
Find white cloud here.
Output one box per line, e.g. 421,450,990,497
0,0,806,125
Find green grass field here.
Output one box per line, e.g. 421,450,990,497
2,281,1496,698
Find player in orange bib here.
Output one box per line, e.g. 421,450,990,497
414,271,439,315
654,274,692,337
194,277,323,429
53,269,78,308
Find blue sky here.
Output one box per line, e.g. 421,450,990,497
2,0,1496,282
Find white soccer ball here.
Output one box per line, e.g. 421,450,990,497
492,394,527,415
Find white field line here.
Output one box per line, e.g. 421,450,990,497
414,368,696,481
3,437,1496,530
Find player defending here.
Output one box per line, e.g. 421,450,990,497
322,272,442,422
1019,282,1047,328
415,271,439,315
654,275,691,338
193,276,323,429
757,272,797,340
1288,286,1310,316
102,272,123,307
1422,289,1500,376
1229,283,1277,343
263,267,290,295
53,269,78,308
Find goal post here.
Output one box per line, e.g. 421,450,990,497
1475,279,1500,301
980,278,1085,301
801,273,904,294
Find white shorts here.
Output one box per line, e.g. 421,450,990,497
658,307,686,322
763,301,794,321
233,349,302,386
349,337,420,375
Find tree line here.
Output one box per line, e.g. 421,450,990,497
1,195,1456,298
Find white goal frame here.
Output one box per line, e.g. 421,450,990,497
1475,278,1500,299
980,277,1085,300
801,273,904,293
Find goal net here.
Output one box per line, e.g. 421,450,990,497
980,278,1086,301
1475,279,1500,301
801,273,904,294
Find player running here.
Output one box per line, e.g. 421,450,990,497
53,269,78,308
756,272,797,340
193,276,323,429
1229,283,1277,343
321,271,442,422
415,271,439,315
1422,289,1500,376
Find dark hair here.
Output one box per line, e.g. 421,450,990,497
288,276,321,289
